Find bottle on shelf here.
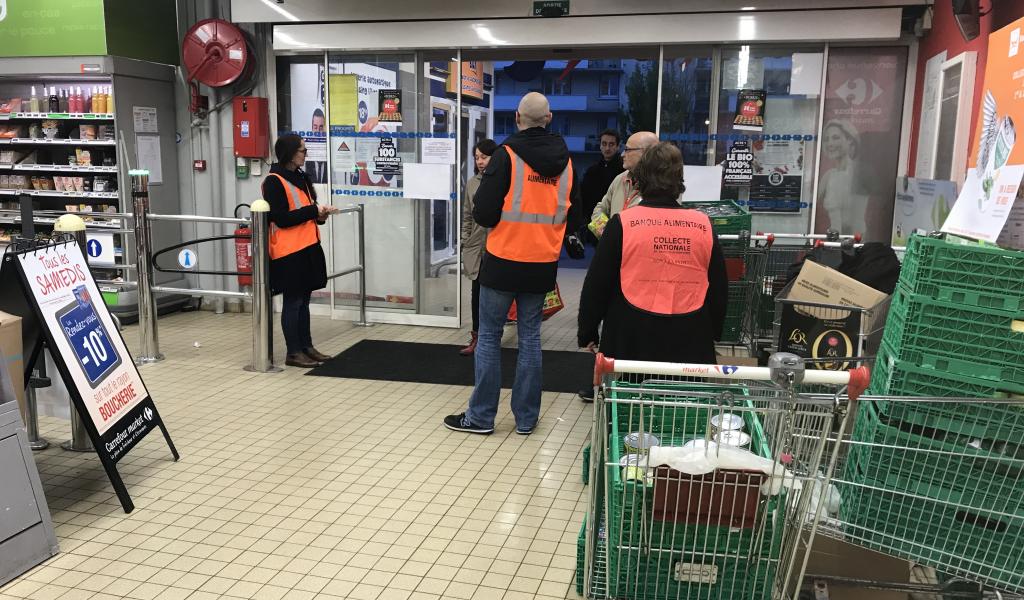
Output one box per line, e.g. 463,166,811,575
28,86,40,113
48,86,59,112
94,87,106,114
105,86,114,113
61,88,70,113
75,87,85,113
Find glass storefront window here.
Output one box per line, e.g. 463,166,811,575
660,49,713,166
714,46,824,235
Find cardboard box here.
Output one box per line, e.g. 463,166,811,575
787,260,889,315
805,536,910,600
0,310,24,419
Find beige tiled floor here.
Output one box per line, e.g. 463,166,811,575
1,270,596,600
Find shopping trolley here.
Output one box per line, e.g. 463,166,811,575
819,394,1024,594
716,233,770,353
580,353,871,600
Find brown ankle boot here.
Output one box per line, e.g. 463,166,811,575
459,331,478,356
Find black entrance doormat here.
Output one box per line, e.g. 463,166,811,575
305,339,593,393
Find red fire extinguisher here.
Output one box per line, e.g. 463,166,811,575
234,204,252,286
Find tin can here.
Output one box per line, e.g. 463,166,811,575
710,413,745,435
713,430,751,448
623,432,660,454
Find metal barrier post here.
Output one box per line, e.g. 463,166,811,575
354,204,372,327
25,376,49,451
54,215,95,452
244,200,281,373
131,170,163,364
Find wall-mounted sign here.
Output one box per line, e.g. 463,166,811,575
532,0,570,17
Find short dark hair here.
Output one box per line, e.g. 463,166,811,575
474,138,498,156
634,142,685,200
312,108,325,121
598,129,620,144
273,133,316,199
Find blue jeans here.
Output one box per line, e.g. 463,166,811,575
466,285,545,430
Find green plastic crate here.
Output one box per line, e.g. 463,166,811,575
839,475,1024,592
686,200,752,236
882,287,1024,386
847,401,1024,520
577,517,586,597
899,235,1024,312
721,281,754,343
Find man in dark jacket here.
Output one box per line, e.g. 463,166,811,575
579,129,624,243
444,92,583,436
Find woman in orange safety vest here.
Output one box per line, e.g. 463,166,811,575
262,133,339,368
577,142,729,364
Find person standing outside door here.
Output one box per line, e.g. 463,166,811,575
458,138,498,356
444,92,581,435
578,129,658,402
262,133,339,368
579,129,624,243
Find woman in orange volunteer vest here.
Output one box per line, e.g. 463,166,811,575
577,142,728,364
263,133,339,368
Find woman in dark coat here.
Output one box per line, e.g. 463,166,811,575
577,142,729,363
262,133,337,368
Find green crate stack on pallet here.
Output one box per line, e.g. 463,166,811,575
842,234,1024,592
686,200,752,239
604,382,784,600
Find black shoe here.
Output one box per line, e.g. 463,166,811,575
286,353,321,368
578,388,595,403
516,424,535,435
443,413,494,435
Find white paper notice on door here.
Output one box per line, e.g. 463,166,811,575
133,106,159,134
135,135,163,184
403,162,451,200
421,137,456,164
942,166,1024,242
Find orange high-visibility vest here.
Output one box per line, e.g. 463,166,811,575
620,206,713,315
486,147,573,263
266,173,320,260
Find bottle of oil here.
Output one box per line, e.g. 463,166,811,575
28,86,40,113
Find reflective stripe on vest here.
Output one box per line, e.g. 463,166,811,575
486,147,573,263
619,206,713,315
267,173,320,261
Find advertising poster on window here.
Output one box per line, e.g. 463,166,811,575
749,138,804,212
288,63,328,184
328,62,401,192
446,61,485,100
733,89,766,131
815,47,908,241
892,177,957,246
377,89,403,124
942,17,1024,245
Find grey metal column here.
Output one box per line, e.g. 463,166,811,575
131,170,163,364
354,204,372,327
245,200,281,373
53,214,94,452
25,380,48,451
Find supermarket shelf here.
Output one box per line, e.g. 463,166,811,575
0,112,115,120
0,138,116,146
0,163,117,173
0,215,123,229
0,189,118,199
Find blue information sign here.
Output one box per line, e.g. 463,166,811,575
56,285,122,387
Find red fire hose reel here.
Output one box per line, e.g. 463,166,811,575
182,18,256,114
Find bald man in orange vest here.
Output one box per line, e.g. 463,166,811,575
445,92,583,436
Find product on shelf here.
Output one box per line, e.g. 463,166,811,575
79,124,96,140
41,120,58,139
75,148,92,166
28,86,40,113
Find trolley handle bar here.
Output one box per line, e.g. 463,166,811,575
593,354,871,400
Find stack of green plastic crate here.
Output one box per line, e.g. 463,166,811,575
843,234,1024,592
604,382,784,600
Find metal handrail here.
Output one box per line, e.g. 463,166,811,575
148,213,249,225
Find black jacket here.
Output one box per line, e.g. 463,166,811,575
581,155,624,218
473,127,582,293
577,196,729,363
263,164,328,295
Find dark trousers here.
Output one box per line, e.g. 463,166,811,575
471,279,481,332
281,290,313,355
